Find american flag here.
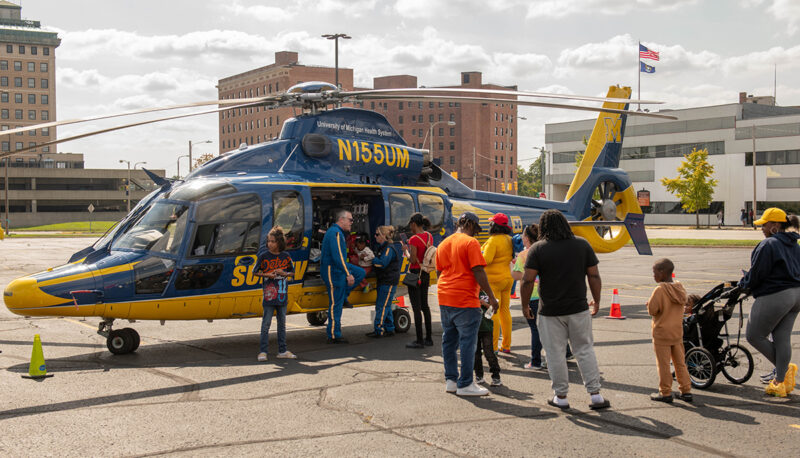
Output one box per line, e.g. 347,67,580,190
639,44,659,61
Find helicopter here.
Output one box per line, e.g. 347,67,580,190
2,81,675,354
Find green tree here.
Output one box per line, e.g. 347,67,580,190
660,148,719,228
517,155,542,197
193,152,215,170
574,135,589,168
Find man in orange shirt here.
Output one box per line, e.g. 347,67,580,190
436,212,499,396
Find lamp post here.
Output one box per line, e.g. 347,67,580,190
321,33,351,89
119,160,131,213
504,115,526,194
188,139,212,173
422,120,456,162
177,154,189,179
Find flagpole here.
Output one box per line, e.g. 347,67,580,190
637,41,641,111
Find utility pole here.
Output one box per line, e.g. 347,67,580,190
752,125,757,228
472,147,476,190
119,160,131,213
321,33,351,89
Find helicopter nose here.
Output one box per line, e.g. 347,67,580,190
4,276,48,314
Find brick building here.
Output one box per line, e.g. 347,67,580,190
0,0,59,154
217,51,354,153
369,72,518,193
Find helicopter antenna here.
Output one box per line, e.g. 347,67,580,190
278,144,299,174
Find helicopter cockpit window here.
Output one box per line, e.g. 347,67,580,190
273,191,304,250
134,256,175,294
166,180,236,202
418,194,445,232
389,193,415,238
190,194,262,257
111,202,190,256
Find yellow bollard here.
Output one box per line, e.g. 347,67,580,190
22,334,53,379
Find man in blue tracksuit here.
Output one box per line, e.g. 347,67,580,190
321,209,365,343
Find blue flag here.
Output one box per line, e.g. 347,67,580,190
640,61,655,73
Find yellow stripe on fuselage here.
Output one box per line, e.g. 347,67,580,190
251,182,447,195
36,262,139,288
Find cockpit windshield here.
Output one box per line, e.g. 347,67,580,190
111,201,189,255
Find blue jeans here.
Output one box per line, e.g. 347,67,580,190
261,302,287,354
440,305,482,388
322,263,365,339
525,299,543,365
374,284,396,334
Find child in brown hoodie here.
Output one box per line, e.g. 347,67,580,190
647,258,692,403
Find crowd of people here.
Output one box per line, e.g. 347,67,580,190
254,206,798,403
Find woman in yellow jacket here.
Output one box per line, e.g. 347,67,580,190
482,213,514,353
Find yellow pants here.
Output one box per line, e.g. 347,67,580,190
490,277,513,351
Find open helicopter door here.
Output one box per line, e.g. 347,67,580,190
269,187,312,313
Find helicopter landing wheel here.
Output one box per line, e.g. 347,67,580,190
393,308,411,333
306,311,328,326
107,328,139,355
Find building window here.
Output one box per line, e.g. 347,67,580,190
0,77,6,86
500,170,504,178
41,111,48,120
438,142,443,150
14,93,20,103
449,156,455,164
28,110,35,120
40,62,47,72
449,113,455,121
41,94,48,105
398,115,403,124
18,45,24,54
14,109,22,119
43,47,49,56
0,93,6,103
5,45,11,53
15,141,22,150
398,102,403,110
42,146,49,152
0,60,6,70
13,61,20,71
1,141,7,151
450,127,455,136
494,127,497,135
42,127,49,136
1,109,7,119
40,79,48,89
28,94,35,104
449,142,455,150
31,46,37,55
418,130,423,137
29,128,35,136
14,77,21,87
26,62,34,72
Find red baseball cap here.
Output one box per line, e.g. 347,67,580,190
489,213,511,229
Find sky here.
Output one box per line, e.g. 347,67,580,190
16,0,800,176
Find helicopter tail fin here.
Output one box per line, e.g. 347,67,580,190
564,85,630,202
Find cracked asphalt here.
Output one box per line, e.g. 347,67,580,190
1,238,798,457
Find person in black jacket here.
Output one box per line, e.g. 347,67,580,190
740,207,800,397
367,225,401,337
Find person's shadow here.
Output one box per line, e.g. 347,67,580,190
566,410,683,439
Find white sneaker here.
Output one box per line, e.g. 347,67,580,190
456,382,489,396
257,352,267,362
277,351,297,359
475,377,486,385
445,379,457,393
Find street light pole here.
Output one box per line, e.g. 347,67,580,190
177,154,189,179
188,139,212,173
504,115,526,194
422,120,456,161
321,33,351,89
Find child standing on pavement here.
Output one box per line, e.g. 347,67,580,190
254,227,297,362
647,258,692,403
475,291,502,386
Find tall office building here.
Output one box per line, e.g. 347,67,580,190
371,72,518,193
0,1,60,154
217,51,353,154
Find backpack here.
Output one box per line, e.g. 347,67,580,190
416,232,437,273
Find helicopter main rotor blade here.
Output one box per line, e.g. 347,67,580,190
0,96,281,137
351,94,678,120
0,100,265,159
343,87,664,105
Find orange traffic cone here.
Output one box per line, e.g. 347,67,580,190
605,288,626,320
396,295,408,308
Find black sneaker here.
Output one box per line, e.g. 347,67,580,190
365,331,381,338
383,331,395,337
676,392,693,403
327,337,349,344
343,300,353,309
650,393,674,403
424,338,434,346
406,341,424,349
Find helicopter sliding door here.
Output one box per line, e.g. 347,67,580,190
270,188,311,312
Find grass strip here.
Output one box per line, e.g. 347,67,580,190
630,238,759,247
14,221,117,232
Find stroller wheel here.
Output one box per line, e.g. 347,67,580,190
720,344,754,384
686,347,716,389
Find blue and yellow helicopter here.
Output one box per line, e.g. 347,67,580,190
2,82,674,354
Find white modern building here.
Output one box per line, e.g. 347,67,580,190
545,94,800,225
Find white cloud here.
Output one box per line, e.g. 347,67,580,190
224,1,295,22
526,0,698,19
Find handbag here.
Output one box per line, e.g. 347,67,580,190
402,270,420,287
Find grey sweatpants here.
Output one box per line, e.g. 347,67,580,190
746,286,800,381
538,310,602,396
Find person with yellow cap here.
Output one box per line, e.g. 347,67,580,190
739,207,800,397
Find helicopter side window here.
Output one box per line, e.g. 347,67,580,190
191,193,262,256
389,193,415,239
112,202,190,256
134,257,175,294
418,194,445,233
175,263,224,290
273,191,304,251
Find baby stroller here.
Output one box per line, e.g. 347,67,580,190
683,281,754,389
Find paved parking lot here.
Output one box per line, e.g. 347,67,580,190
1,238,798,456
